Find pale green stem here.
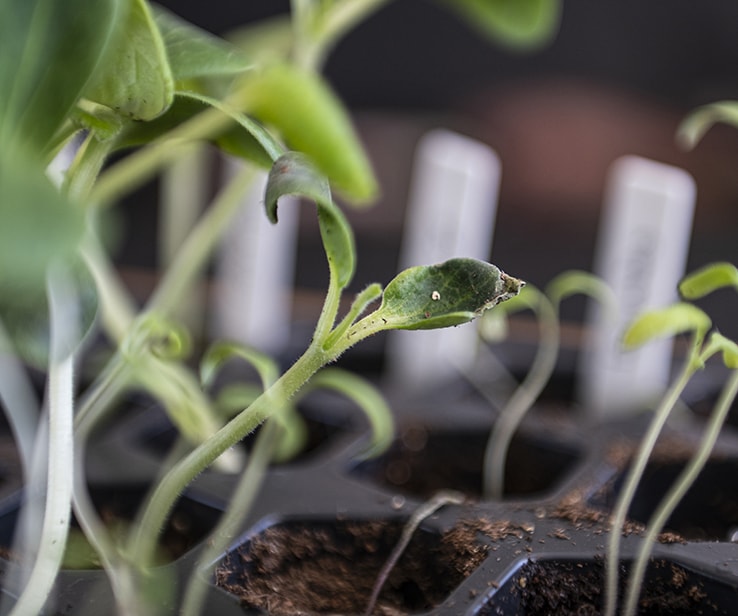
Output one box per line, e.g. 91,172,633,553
10,271,76,616
89,103,241,208
146,164,258,317
483,293,559,499
63,132,113,203
128,340,330,567
621,368,738,616
603,339,702,616
182,419,282,616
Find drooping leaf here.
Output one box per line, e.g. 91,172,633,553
705,332,738,370
0,0,123,155
265,152,355,288
437,0,561,50
84,0,174,121
201,341,280,391
154,6,253,83
678,101,738,150
622,303,711,350
364,258,524,331
678,262,738,300
240,63,378,203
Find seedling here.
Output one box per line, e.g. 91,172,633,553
0,1,553,613
604,263,738,616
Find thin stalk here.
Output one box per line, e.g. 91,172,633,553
10,270,77,616
89,103,241,208
621,367,738,616
62,132,113,203
363,490,465,616
182,419,282,616
483,292,558,498
128,340,329,567
146,164,258,317
603,339,702,616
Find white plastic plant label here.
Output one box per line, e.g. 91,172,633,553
579,155,696,417
212,156,299,354
387,129,501,387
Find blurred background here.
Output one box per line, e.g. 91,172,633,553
118,0,738,342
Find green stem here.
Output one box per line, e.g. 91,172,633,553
89,103,241,208
603,338,702,616
146,164,258,317
182,419,282,616
621,367,738,616
63,132,114,203
128,340,329,566
10,271,76,616
483,291,558,498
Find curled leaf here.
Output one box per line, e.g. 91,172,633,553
622,303,711,350
266,152,355,288
705,332,738,370
679,262,738,300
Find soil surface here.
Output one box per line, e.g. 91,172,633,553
215,517,490,615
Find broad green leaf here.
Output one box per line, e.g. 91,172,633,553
438,0,561,50
84,0,174,121
154,6,253,83
678,101,738,149
0,0,123,155
265,152,355,288
364,258,524,331
240,63,378,203
679,262,738,300
622,303,711,350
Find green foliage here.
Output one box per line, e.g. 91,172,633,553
438,0,561,50
622,303,712,350
678,261,738,299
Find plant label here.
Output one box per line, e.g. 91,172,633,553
211,156,299,354
387,129,501,387
579,155,696,417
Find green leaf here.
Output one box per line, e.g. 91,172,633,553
622,303,712,350
265,152,356,288
679,262,738,300
0,0,123,155
362,258,524,332
438,0,561,50
154,6,253,83
240,63,378,203
84,0,174,121
678,101,738,150
545,270,616,313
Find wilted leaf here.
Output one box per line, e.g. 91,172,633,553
240,63,378,203
265,152,355,288
365,258,524,331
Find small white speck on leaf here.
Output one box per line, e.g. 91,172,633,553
431,290,441,301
